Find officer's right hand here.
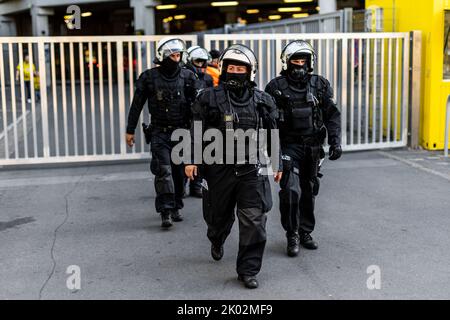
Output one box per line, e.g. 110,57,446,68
126,134,135,147
328,145,342,161
185,165,198,180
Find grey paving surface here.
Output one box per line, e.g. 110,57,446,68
0,149,449,300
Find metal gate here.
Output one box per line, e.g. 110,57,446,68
0,32,412,166
0,35,197,166
204,33,411,151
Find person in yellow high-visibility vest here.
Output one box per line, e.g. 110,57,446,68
33,74,41,102
15,53,39,103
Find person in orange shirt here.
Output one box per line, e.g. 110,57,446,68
206,49,221,87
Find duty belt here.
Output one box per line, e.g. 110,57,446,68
151,124,188,133
283,134,321,145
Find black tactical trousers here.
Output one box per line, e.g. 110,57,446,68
202,164,272,276
150,129,185,213
279,143,322,236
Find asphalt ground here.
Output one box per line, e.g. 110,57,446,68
0,149,449,300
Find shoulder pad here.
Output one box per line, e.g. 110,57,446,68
254,89,275,106
180,68,196,79
148,68,161,82
310,74,330,90
274,76,289,90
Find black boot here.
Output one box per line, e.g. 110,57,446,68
170,209,183,222
287,232,300,257
300,232,318,250
238,275,259,289
211,243,224,261
160,211,173,229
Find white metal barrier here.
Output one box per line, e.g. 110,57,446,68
0,35,197,166
204,33,410,151
232,9,353,34
0,33,412,166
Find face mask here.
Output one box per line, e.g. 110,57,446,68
289,64,308,82
160,57,180,76
225,72,248,90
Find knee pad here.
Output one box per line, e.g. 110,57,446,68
154,165,174,194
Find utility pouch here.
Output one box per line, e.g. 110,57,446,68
291,107,313,130
281,154,292,172
142,123,152,144
224,113,234,131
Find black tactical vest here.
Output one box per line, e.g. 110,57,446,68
147,68,191,128
202,86,265,165
211,86,260,132
275,76,323,137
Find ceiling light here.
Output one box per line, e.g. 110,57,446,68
174,15,186,20
268,15,282,20
284,0,313,3
211,1,239,7
292,13,309,18
81,12,92,17
278,7,302,12
156,4,177,10
246,9,259,14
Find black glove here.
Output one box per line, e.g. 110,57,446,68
257,103,270,121
273,90,290,107
328,145,342,161
184,84,198,103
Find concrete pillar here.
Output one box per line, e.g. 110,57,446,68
130,0,159,35
0,15,17,36
319,0,337,14
31,6,54,36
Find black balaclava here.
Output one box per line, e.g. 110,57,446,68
287,53,310,85
160,55,181,78
221,60,251,98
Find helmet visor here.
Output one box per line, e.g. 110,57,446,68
220,44,258,73
283,41,315,62
160,39,186,60
189,47,210,62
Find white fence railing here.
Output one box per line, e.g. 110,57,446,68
1,33,411,166
0,35,197,166
204,33,410,151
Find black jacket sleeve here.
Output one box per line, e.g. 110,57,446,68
184,70,201,127
258,91,283,172
188,89,210,165
126,71,149,134
319,77,341,146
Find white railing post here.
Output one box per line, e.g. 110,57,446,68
116,40,126,156
38,40,50,158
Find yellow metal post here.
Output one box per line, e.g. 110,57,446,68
367,0,450,150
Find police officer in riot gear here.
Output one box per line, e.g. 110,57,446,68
186,46,214,89
265,40,342,257
184,46,214,198
185,44,282,289
126,37,198,229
